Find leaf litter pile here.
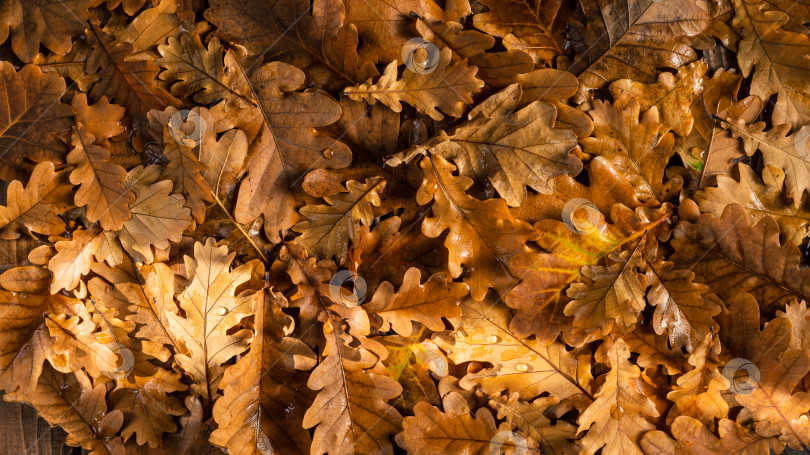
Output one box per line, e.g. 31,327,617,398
2,0,810,454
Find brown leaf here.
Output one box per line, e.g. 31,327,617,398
390,84,581,207
157,33,230,104
641,417,773,454
205,0,378,89
302,319,403,455
345,48,483,121
165,238,260,403
365,268,468,336
0,63,74,181
0,161,73,239
85,22,181,136
671,203,810,313
48,226,104,294
610,61,708,137
0,0,92,62
415,155,534,301
396,392,541,454
695,163,810,244
576,338,658,455
471,0,565,64
67,125,134,230
293,177,386,264
117,165,193,264
210,291,316,455
568,0,709,101
582,100,681,204
5,367,126,455
734,0,810,128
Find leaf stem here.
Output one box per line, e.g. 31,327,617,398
210,193,269,264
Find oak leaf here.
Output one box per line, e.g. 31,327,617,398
205,0,378,88
434,297,594,410
344,47,483,121
164,239,260,403
302,319,403,455
576,338,659,455
610,61,708,137
389,84,581,207
0,0,92,62
641,416,773,454
414,155,534,301
733,0,810,128
293,177,386,264
567,0,710,101
365,268,468,336
157,33,230,104
0,63,74,181
210,291,317,455
671,203,810,313
0,161,73,239
396,392,541,454
471,0,565,64
48,226,104,294
5,367,126,455
695,163,810,244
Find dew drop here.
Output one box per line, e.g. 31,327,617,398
485,335,499,344
216,307,228,316
516,363,529,372
322,148,333,159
